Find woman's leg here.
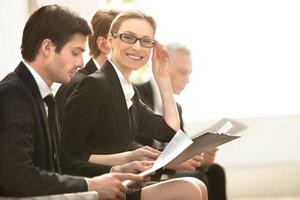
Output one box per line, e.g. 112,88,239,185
141,177,208,200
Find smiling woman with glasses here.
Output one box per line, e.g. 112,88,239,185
61,9,208,200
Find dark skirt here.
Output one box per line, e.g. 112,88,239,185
126,188,141,200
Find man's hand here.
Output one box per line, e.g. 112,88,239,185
87,173,143,200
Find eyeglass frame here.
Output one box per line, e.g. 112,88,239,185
111,32,156,48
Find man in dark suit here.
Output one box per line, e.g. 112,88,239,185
55,9,118,123
136,42,227,200
0,5,142,199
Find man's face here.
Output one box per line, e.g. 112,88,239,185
169,51,192,94
48,33,87,84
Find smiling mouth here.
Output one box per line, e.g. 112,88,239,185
127,53,143,60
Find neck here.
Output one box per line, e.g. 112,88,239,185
94,54,107,66
110,58,132,81
26,60,53,88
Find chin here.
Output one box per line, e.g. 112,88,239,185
61,77,71,85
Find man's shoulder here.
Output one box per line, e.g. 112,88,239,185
135,81,152,91
0,71,30,96
136,81,153,97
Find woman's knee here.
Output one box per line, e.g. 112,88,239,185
141,177,207,200
167,177,207,200
180,177,208,198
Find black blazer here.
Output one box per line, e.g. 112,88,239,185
55,59,112,177
135,81,184,146
56,59,98,123
0,62,86,197
61,60,175,164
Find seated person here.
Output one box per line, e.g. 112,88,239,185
136,42,227,200
0,5,144,199
55,8,172,178
61,10,208,200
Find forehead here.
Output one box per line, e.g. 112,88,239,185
62,33,87,50
118,18,154,37
171,52,192,71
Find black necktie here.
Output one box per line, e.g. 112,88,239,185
43,95,61,173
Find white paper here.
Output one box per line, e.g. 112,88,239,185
122,129,192,186
122,118,246,186
217,121,233,134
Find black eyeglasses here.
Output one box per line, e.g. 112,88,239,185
111,32,156,48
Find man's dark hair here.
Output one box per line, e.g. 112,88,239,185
21,4,91,61
88,9,118,57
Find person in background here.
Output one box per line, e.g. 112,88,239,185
61,10,208,200
0,5,145,199
136,42,227,200
55,9,118,123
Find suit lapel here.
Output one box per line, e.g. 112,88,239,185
15,62,55,170
101,61,130,137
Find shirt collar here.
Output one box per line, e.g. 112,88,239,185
92,58,102,70
109,59,135,109
23,61,52,99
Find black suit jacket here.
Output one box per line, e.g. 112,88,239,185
135,81,184,146
55,59,111,177
61,60,175,165
0,62,86,197
56,59,98,123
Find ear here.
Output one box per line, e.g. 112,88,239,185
96,36,109,54
106,33,113,49
40,39,55,57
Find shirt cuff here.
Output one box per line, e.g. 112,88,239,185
84,177,90,191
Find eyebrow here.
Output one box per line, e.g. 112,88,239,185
123,31,153,39
73,47,86,52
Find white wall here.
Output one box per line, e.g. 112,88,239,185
185,114,300,198
0,1,28,79
1,1,300,121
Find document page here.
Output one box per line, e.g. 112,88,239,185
167,118,245,167
123,118,246,185
122,130,192,186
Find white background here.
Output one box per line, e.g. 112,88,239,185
1,0,300,121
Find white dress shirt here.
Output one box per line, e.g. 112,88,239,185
92,58,101,70
23,61,53,116
109,60,135,109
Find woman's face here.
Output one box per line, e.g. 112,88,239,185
107,18,154,75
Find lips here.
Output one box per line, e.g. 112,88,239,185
127,53,143,60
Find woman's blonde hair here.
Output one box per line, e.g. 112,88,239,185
109,10,156,35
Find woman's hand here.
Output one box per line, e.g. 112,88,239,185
168,154,203,170
201,148,218,166
126,146,161,162
111,160,154,174
152,42,171,82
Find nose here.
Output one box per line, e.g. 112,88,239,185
186,77,190,84
185,75,190,84
131,39,143,49
76,56,84,69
